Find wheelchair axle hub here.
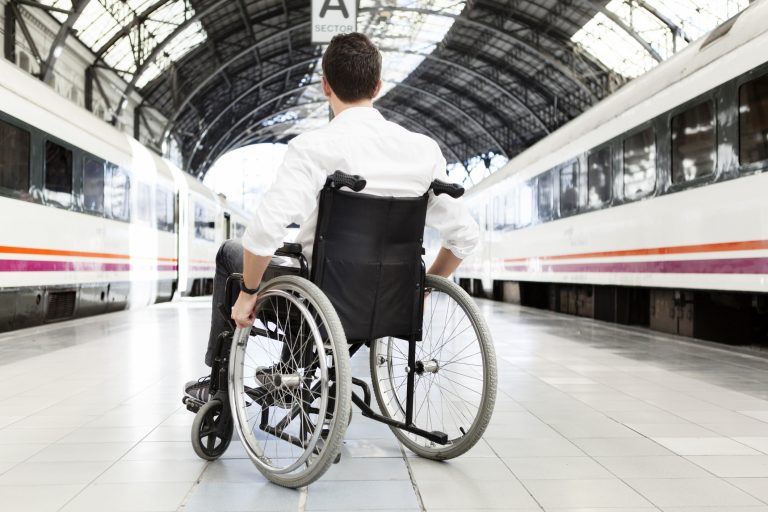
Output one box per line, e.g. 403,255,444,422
414,359,439,375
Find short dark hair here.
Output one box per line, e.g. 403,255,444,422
321,33,382,103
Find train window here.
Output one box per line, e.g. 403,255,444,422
588,147,612,206
671,100,716,184
623,127,656,200
0,119,30,193
108,165,131,221
82,157,104,214
45,141,73,194
156,187,175,232
194,203,215,241
739,74,768,166
505,187,517,230
136,183,152,224
559,161,579,215
518,182,533,227
536,171,554,222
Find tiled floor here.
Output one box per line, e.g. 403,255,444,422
1,297,767,511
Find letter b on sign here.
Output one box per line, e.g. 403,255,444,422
312,0,357,44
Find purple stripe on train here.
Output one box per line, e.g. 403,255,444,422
504,257,768,274
0,260,178,272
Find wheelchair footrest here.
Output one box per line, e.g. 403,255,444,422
430,431,449,445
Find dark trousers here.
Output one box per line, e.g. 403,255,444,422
205,239,243,366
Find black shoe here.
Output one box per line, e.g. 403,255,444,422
184,375,211,403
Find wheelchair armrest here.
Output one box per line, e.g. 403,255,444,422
430,179,464,199
275,242,303,257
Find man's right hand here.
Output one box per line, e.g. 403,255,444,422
231,291,259,328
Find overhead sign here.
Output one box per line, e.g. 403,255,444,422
312,0,357,44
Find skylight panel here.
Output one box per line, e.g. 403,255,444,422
572,0,751,78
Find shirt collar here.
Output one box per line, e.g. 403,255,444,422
332,106,384,122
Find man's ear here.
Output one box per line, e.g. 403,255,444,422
322,76,332,98
372,79,382,98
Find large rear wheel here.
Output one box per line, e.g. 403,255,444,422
370,274,496,460
228,276,351,487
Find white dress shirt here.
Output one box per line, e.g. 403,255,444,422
242,107,479,264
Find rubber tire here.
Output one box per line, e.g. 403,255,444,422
370,274,497,460
191,399,233,461
230,275,352,488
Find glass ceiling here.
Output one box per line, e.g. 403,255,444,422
39,0,206,88
573,0,750,78
35,0,755,184
279,0,466,139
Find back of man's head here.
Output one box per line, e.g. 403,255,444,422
321,33,382,103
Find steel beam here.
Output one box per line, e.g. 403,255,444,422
114,0,230,117
40,0,90,83
93,0,172,59
183,44,544,161
380,47,550,133
9,2,43,67
359,6,599,102
160,21,311,141
590,2,662,61
208,102,466,177
634,0,692,44
4,3,17,63
193,74,507,174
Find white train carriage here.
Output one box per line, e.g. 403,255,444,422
0,55,238,331
457,1,768,342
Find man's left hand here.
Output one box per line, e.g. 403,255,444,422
231,291,259,328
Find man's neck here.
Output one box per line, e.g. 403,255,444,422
330,98,374,117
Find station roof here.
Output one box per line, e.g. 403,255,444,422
38,0,750,183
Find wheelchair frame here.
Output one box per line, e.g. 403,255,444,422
184,171,494,484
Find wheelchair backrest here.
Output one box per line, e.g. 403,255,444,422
310,182,427,342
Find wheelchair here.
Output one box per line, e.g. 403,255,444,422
182,171,497,488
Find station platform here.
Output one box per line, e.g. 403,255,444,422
1,299,767,512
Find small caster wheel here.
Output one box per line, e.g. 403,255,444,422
191,399,233,460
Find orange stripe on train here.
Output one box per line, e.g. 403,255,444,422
0,245,178,262
503,239,768,263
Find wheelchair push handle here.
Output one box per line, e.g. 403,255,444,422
326,170,367,192
430,180,464,199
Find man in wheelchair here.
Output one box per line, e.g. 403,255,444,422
182,33,496,487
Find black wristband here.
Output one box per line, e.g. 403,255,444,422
240,280,259,295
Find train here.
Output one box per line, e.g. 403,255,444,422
0,56,249,333
456,0,768,345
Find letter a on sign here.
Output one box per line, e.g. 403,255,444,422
312,0,357,44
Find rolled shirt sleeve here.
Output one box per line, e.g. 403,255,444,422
241,138,325,257
425,144,480,260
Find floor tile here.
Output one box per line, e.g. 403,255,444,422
417,478,538,509
60,482,193,511
487,437,584,457
726,477,768,502
0,484,84,512
685,455,768,477
0,461,111,485
652,437,759,456
502,456,614,480
571,437,672,457
595,455,711,479
522,479,653,509
27,442,134,462
95,459,207,483
625,478,763,507
409,457,515,481
307,480,419,510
